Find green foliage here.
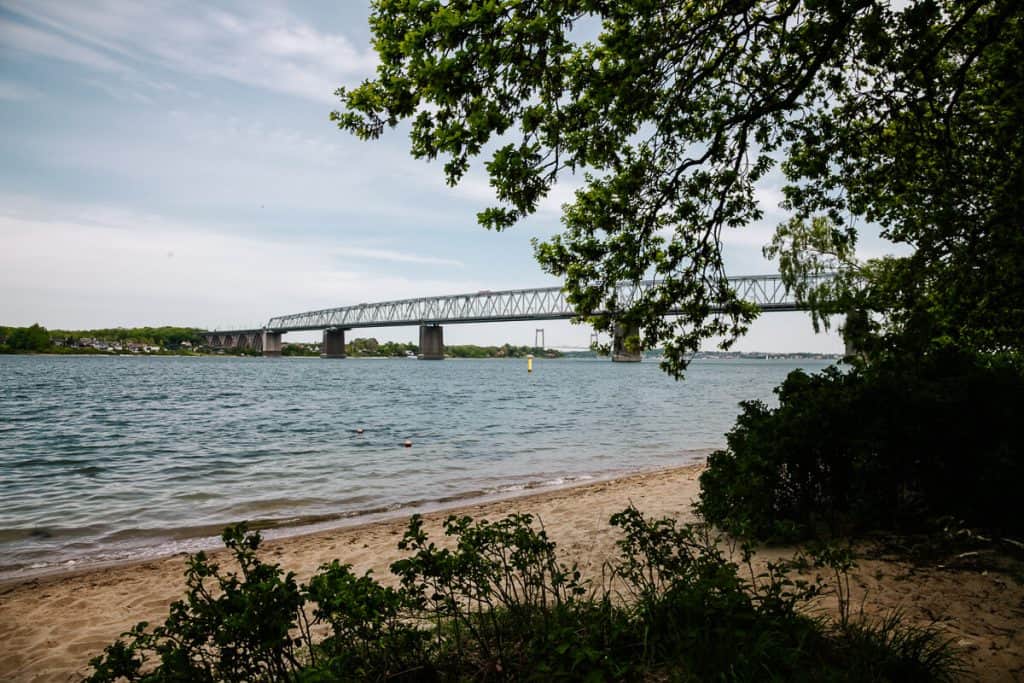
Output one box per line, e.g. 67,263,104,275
281,344,320,357
87,510,961,682
49,326,205,348
780,1,1024,357
86,524,309,682
376,341,418,357
608,507,818,678
2,323,51,351
337,0,1024,377
347,337,380,355
763,216,866,339
341,338,559,358
445,343,558,359
830,613,965,683
347,337,419,357
390,512,603,678
698,351,1024,542
304,561,429,679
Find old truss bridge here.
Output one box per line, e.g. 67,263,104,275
203,273,828,361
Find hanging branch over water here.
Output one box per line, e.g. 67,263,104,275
335,0,1024,376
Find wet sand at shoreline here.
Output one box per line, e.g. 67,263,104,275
1,463,1021,681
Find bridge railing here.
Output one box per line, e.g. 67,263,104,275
263,273,832,333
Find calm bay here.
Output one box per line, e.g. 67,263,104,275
0,354,831,578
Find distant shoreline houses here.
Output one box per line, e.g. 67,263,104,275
687,351,840,361
3,324,841,359
561,349,842,361
51,338,190,354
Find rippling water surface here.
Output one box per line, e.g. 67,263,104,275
0,354,832,577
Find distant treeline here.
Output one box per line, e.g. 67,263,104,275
1,324,563,359
343,338,560,359
561,348,841,360
446,344,560,359
347,338,419,357
0,324,52,352
49,326,206,347
283,338,561,359
0,324,206,353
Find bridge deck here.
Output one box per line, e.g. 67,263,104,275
245,273,824,334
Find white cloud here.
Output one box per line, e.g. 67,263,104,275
0,1,377,103
440,170,584,227
82,78,154,104
0,79,40,101
0,205,478,330
9,104,482,225
0,17,130,73
720,221,777,249
753,186,787,215
537,179,583,216
331,247,463,268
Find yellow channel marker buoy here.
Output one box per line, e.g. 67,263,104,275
527,354,534,373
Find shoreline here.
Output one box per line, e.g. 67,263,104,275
0,458,710,585
0,463,705,682
2,462,1022,682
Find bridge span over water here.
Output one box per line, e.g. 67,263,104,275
203,273,828,361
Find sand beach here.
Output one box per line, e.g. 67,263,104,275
1,463,1022,682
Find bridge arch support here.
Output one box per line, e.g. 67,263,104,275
322,328,347,358
261,331,282,357
419,325,444,360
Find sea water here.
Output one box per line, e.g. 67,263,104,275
0,354,833,578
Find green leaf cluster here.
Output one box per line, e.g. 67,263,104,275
338,0,1023,377
697,350,1024,542
86,509,960,681
346,337,419,357
0,323,51,352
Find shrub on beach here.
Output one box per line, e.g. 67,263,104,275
86,510,960,682
697,350,1024,542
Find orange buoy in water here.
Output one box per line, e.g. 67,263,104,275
403,439,413,448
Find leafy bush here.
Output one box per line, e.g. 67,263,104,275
303,560,429,679
86,525,309,682
87,509,960,681
698,350,1024,541
390,512,606,678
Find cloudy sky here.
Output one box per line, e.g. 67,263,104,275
0,1,874,351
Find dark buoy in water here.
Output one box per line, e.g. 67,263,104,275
403,439,413,448
355,428,364,434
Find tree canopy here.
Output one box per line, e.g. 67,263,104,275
336,0,1023,375
2,324,51,352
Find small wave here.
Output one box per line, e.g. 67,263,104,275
0,524,107,544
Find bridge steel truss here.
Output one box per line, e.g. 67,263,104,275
262,273,829,333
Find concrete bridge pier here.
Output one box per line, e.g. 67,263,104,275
261,330,282,357
612,322,642,362
322,328,347,358
419,324,444,360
